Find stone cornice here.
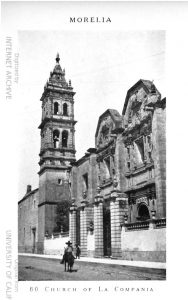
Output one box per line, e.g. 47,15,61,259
40,87,75,102
94,197,103,205
38,164,74,175
100,178,113,189
70,205,77,212
121,218,166,230
125,162,154,177
39,147,76,157
38,117,77,129
124,179,155,194
73,153,90,166
38,201,59,207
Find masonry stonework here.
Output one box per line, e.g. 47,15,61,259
70,79,166,262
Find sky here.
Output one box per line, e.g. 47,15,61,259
17,30,165,199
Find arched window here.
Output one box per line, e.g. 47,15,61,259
137,204,150,221
62,130,68,148
53,130,60,148
63,103,68,116
54,102,59,115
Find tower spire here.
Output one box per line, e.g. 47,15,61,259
56,52,60,64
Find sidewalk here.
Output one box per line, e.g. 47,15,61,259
19,253,166,270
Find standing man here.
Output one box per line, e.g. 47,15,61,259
75,244,81,259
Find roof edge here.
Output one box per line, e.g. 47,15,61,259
18,188,39,205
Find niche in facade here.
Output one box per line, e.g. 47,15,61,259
137,203,150,221
62,130,68,148
53,129,60,148
54,102,59,115
134,138,145,164
82,173,88,192
63,103,68,116
104,157,111,179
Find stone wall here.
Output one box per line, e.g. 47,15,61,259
38,169,71,253
44,235,69,255
73,155,98,206
39,170,70,206
87,231,95,257
152,105,166,218
121,227,166,262
18,188,39,253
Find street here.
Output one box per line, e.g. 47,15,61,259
19,255,166,281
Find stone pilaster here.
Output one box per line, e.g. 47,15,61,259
110,188,128,258
69,198,77,248
94,188,104,257
152,105,166,218
80,201,88,256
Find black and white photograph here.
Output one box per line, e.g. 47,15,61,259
1,1,188,299
17,30,166,281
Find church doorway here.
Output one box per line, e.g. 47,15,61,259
103,203,111,257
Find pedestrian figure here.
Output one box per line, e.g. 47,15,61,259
75,244,81,259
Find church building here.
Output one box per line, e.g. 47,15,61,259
18,54,76,253
18,55,166,262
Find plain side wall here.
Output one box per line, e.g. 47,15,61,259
18,190,39,253
121,227,166,262
38,169,71,253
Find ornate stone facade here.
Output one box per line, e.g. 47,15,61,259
70,79,166,262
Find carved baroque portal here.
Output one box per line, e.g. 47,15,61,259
123,84,158,174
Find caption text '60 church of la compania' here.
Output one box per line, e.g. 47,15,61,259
18,54,166,262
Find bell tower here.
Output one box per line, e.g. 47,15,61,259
37,54,76,253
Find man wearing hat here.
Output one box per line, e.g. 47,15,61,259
60,241,74,265
75,243,81,259
65,241,73,253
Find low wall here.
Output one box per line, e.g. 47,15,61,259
44,235,69,255
121,227,166,262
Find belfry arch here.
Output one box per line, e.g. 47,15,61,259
63,103,68,116
53,129,60,148
62,130,68,148
54,102,59,115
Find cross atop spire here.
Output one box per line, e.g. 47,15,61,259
56,53,60,64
